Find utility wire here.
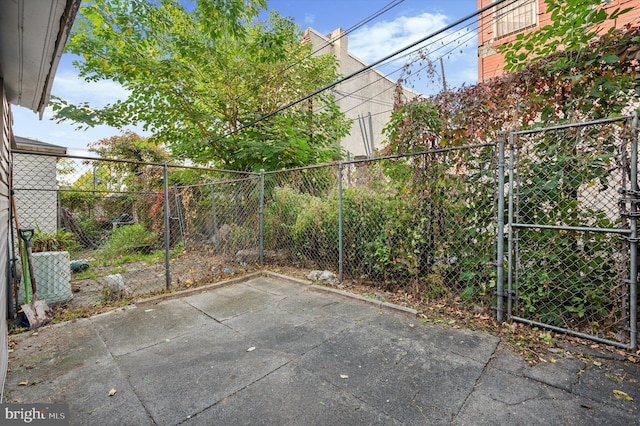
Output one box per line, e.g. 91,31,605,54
302,0,522,154
339,0,528,124
217,0,513,141
316,0,523,118
228,0,405,106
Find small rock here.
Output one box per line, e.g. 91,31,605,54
102,274,124,301
307,270,338,285
471,304,485,314
307,270,322,281
235,249,259,264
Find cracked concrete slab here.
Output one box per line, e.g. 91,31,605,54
456,365,637,426
182,282,286,321
8,355,153,426
115,321,292,426
91,300,213,357
184,363,401,425
4,273,639,425
521,355,586,392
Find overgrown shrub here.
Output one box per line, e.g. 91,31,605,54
102,223,158,258
76,213,111,245
29,225,79,254
513,129,621,329
225,225,256,252
263,185,318,251
291,192,336,267
60,190,96,215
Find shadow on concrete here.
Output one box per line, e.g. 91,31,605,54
4,272,638,425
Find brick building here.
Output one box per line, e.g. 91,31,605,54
477,0,640,82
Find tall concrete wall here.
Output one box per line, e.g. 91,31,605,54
12,153,58,233
305,28,418,158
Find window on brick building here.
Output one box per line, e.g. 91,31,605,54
494,0,538,39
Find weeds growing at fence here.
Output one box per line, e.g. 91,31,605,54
11,123,637,348
512,124,628,337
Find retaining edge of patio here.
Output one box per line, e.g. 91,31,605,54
135,269,417,318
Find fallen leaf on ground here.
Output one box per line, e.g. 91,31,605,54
108,388,117,397
613,390,633,401
605,373,621,383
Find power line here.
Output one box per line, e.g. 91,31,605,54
217,0,513,142
316,0,522,119
300,0,523,155
228,0,405,107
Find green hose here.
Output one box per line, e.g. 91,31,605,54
21,243,30,305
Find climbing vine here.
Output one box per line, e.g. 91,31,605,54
378,2,639,332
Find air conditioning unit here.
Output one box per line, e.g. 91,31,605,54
18,251,73,305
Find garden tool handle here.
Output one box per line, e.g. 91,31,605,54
19,228,34,245
18,228,37,298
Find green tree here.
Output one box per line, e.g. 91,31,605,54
88,130,169,177
52,0,350,171
501,0,633,73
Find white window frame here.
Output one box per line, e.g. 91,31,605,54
493,0,538,39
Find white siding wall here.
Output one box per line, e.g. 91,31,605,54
12,153,58,233
0,82,11,401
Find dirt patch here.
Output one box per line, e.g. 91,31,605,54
31,248,259,327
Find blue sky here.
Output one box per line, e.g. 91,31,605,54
12,0,479,153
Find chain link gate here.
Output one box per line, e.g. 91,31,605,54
502,115,638,350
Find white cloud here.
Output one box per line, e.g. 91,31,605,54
349,13,450,64
348,12,478,93
303,13,315,25
50,70,131,107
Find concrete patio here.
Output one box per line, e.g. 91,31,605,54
4,272,639,425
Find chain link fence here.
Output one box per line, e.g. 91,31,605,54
8,118,638,349
260,146,498,311
170,172,261,285
12,154,168,313
263,164,339,271
507,117,637,348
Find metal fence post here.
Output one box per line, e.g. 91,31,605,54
173,186,185,244
259,169,265,266
210,184,219,253
630,112,638,350
163,163,171,290
507,130,516,320
57,190,61,229
338,162,343,282
496,133,506,322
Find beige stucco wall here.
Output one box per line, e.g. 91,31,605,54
305,28,418,158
